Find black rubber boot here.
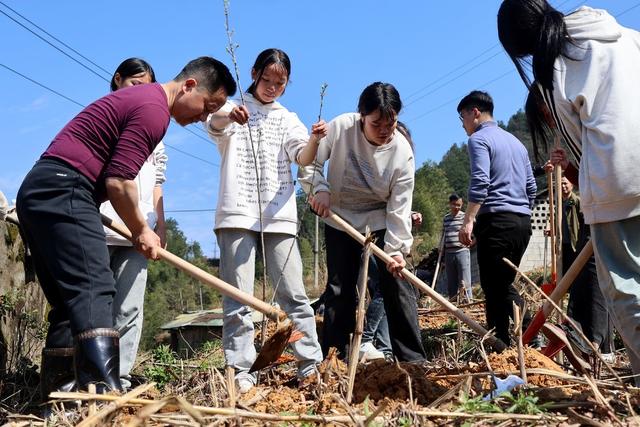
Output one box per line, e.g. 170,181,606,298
74,328,123,393
40,347,76,401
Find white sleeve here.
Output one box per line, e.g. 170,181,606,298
153,142,168,186
297,119,335,195
283,112,310,164
205,101,238,144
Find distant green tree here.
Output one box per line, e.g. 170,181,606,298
439,142,470,198
142,218,221,350
503,110,547,192
412,160,453,257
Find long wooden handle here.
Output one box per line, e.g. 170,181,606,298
101,215,285,322
554,134,563,282
520,239,593,343
555,164,563,282
327,211,507,352
547,170,557,282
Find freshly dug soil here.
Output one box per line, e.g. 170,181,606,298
352,359,448,405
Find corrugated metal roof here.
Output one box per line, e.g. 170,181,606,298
160,308,266,329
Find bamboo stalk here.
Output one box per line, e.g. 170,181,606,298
50,391,386,423
225,366,236,408
411,409,566,422
512,303,527,384
76,383,155,427
346,233,373,403
87,384,96,418
547,169,557,287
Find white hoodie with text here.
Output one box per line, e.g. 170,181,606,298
206,94,309,235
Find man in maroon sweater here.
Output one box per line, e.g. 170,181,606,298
16,57,236,396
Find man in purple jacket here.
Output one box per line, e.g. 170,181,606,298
16,57,236,395
457,91,536,346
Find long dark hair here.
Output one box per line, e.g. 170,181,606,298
497,0,569,91
397,121,414,153
110,57,156,92
524,84,553,163
246,48,291,96
357,82,402,122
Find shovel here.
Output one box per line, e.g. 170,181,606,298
101,214,296,373
326,211,507,352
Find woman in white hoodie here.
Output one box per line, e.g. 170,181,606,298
206,48,325,393
298,82,426,363
498,0,640,383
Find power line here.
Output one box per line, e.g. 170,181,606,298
403,44,502,103
0,8,110,83
0,63,85,108
165,208,217,213
406,70,515,123
163,145,219,167
0,2,214,143
0,63,219,168
403,50,505,109
401,0,584,117
0,0,112,77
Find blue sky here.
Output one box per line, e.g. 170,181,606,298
1,0,639,257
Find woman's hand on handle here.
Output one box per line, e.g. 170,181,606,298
386,254,406,278
310,191,331,217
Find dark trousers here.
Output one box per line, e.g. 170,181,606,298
16,159,116,348
322,225,426,362
475,212,532,345
565,242,614,352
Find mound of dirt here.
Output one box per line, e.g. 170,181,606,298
352,359,447,405
487,347,567,388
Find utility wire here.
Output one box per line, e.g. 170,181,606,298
406,70,515,123
0,1,214,143
165,209,216,213
0,63,218,168
0,0,112,77
0,8,110,83
0,63,85,108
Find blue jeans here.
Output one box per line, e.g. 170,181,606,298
361,257,392,355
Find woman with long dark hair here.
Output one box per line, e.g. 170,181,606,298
499,0,640,383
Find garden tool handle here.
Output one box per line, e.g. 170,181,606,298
547,169,557,283
327,211,507,352
521,240,593,344
101,214,286,322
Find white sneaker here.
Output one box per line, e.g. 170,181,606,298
236,378,254,394
600,353,616,364
359,342,385,361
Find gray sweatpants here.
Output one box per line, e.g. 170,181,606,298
216,228,322,383
592,216,640,386
110,245,148,389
